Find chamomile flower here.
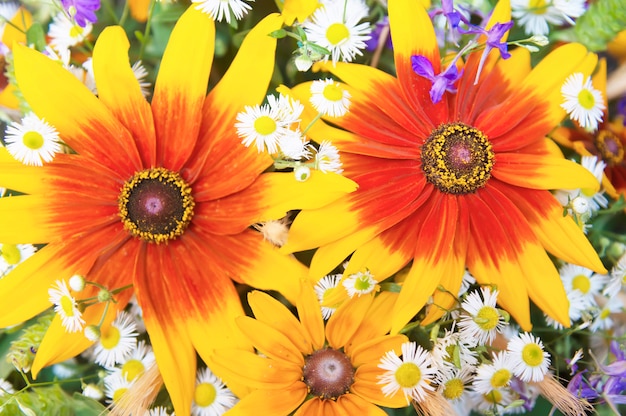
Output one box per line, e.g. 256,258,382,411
277,129,310,160
473,351,515,394
147,407,172,416
47,11,92,52
104,371,134,404
589,295,623,332
560,263,605,306
468,388,516,414
303,0,372,64
378,341,437,404
561,72,605,132
314,273,342,319
458,287,507,346
507,332,550,382
4,113,62,166
436,366,473,403
431,328,479,372
310,78,351,117
603,253,626,298
511,0,586,36
192,0,253,24
0,243,36,277
192,367,238,416
115,340,155,382
48,280,85,333
0,378,15,396
342,269,377,297
93,311,138,368
267,93,303,125
544,288,591,329
313,140,343,173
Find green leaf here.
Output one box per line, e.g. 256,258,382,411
574,0,626,51
269,29,287,39
25,23,46,52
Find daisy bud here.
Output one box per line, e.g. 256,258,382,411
294,54,314,72
68,274,86,292
572,196,590,216
84,325,101,342
82,383,104,400
529,35,549,46
97,288,112,302
294,165,311,182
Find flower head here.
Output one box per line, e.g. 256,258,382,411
192,0,253,23
561,72,605,131
310,78,351,117
192,367,237,416
458,287,507,346
0,243,36,277
48,280,85,333
507,332,551,382
411,54,463,104
4,113,62,166
61,0,101,27
93,311,138,368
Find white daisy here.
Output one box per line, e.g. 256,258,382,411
132,60,152,98
310,78,351,117
0,377,15,396
48,280,85,333
277,129,310,160
4,113,62,166
603,252,626,298
472,351,515,394
430,328,479,372
313,140,343,173
192,0,253,24
468,387,516,414
544,288,592,329
104,371,134,404
559,263,605,306
146,407,172,416
48,11,92,52
342,269,377,297
303,0,372,64
589,295,623,332
314,274,342,319
457,269,477,298
0,243,36,277
68,274,86,292
378,341,437,404
436,366,473,403
192,367,238,416
561,72,605,132
93,311,138,368
267,93,303,126
114,340,155,382
507,332,550,382
511,0,586,36
458,287,507,347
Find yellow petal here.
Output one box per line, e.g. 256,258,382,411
296,283,325,350
235,316,304,366
326,295,373,349
350,334,407,368
225,381,307,416
280,0,319,24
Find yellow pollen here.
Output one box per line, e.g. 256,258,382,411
254,115,277,135
595,130,624,165
194,383,217,407
326,23,350,45
1,244,21,265
577,89,596,110
122,359,145,381
395,363,421,388
529,0,548,14
100,325,121,350
112,387,128,403
572,274,591,294
22,131,44,150
521,343,544,367
443,378,464,400
490,369,512,388
60,295,76,317
475,306,500,331
323,84,344,102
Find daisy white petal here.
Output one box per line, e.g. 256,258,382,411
48,280,85,333
314,140,343,173
314,274,342,319
104,371,134,404
472,351,515,394
0,243,37,277
192,367,238,416
507,332,550,382
5,113,62,166
93,311,138,368
342,269,377,297
115,340,155,382
560,72,605,132
458,287,507,346
192,0,253,23
48,11,92,52
310,78,351,117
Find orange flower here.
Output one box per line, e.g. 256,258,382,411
0,7,354,414
281,0,606,332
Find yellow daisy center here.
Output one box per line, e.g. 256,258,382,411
118,168,195,244
490,369,512,388
521,343,544,367
69,24,83,38
22,131,44,150
595,129,624,165
1,244,21,265
572,274,591,294
194,382,217,407
60,295,76,317
303,348,354,399
600,307,611,320
442,378,464,400
529,0,548,14
326,23,350,45
100,325,121,350
395,362,421,388
323,84,344,102
484,389,503,404
254,115,277,135
421,122,495,194
122,359,145,381
354,275,372,291
475,306,500,331
112,387,128,403
577,89,596,110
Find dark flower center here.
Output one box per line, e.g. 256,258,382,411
594,129,624,165
302,348,354,399
118,168,195,243
421,122,495,194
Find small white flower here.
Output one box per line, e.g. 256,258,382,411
458,287,507,346
82,383,104,400
48,11,92,52
430,328,479,372
114,340,155,382
604,252,626,298
561,72,605,132
68,274,86,292
104,371,134,404
0,378,15,396
314,140,343,173
192,0,253,23
507,332,550,382
314,274,342,319
147,407,172,416
436,366,473,403
132,61,152,98
559,263,605,306
310,78,351,117
303,0,372,64
342,270,377,297
457,270,477,298
277,130,310,160
192,367,238,416
48,280,85,333
472,351,515,394
0,243,36,277
93,311,138,368
378,341,437,404
84,325,101,342
511,0,586,36
468,387,516,413
589,296,623,332
5,113,62,166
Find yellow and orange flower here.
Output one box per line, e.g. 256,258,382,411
0,7,354,414
281,0,606,332
212,286,408,415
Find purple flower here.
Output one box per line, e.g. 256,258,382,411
61,0,101,27
461,20,514,83
365,16,393,52
442,0,462,29
411,55,463,104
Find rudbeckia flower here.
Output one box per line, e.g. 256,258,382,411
0,7,354,414
281,0,606,332
212,286,409,415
